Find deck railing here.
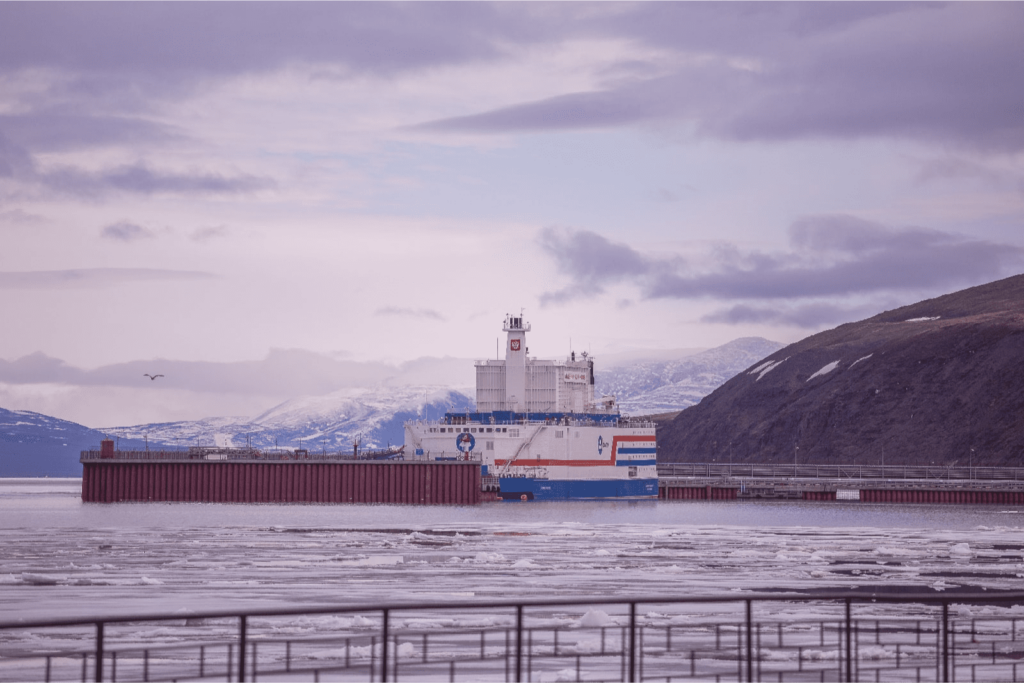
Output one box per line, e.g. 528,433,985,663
2,592,1023,682
80,450,482,464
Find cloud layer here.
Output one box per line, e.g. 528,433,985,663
0,268,215,289
539,216,1024,326
0,349,474,398
417,4,1024,152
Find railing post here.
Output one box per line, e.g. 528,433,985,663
515,605,523,683
238,615,247,683
942,601,950,682
844,599,852,683
628,602,637,683
95,622,104,683
745,600,753,683
382,609,389,683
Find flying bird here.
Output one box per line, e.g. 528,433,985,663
143,374,164,381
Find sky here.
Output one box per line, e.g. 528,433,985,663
1,2,1022,427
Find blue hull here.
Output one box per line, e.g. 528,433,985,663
498,477,658,501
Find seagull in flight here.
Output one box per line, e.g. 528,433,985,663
143,374,164,381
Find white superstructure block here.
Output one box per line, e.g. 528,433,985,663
474,314,608,414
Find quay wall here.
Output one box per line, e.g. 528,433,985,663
859,489,1024,505
82,460,481,505
659,480,1024,504
660,486,738,500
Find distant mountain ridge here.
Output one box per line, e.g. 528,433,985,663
0,408,148,476
596,337,783,415
1,336,786,476
107,386,475,452
658,274,1024,466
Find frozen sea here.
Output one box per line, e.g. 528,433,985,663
3,478,1024,623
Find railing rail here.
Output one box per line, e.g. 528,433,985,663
658,461,1024,483
80,450,483,464
3,591,1023,682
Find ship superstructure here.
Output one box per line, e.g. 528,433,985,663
404,314,657,500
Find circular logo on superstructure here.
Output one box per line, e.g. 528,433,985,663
456,433,476,452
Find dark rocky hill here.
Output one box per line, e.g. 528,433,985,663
0,408,149,476
658,274,1024,466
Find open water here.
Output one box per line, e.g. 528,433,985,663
3,478,1024,624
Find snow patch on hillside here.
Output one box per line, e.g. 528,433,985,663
849,354,873,369
807,361,840,382
752,358,787,381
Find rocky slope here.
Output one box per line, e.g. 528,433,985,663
659,274,1024,466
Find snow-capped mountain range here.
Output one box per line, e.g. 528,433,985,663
597,337,785,415
2,337,781,475
104,337,783,448
107,386,475,452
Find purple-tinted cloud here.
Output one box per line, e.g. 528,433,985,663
0,348,460,397
41,163,272,197
0,4,543,78
647,217,1023,300
417,3,1024,152
375,307,446,321
0,111,183,153
537,226,660,304
539,217,1024,321
0,132,33,178
1,129,271,198
0,268,216,289
0,209,45,225
3,4,1019,154
191,226,230,243
701,302,887,328
100,221,153,242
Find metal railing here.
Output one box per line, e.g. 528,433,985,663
80,450,482,464
658,462,1024,483
407,417,658,429
3,592,1024,682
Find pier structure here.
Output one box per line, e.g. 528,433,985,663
81,444,481,506
658,462,1024,504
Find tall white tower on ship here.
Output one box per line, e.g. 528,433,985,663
504,313,530,412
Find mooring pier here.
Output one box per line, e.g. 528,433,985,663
658,463,1024,504
81,443,482,506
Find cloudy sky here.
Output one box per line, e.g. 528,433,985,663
1,2,1022,427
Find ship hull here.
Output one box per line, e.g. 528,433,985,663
405,417,657,502
497,476,658,501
